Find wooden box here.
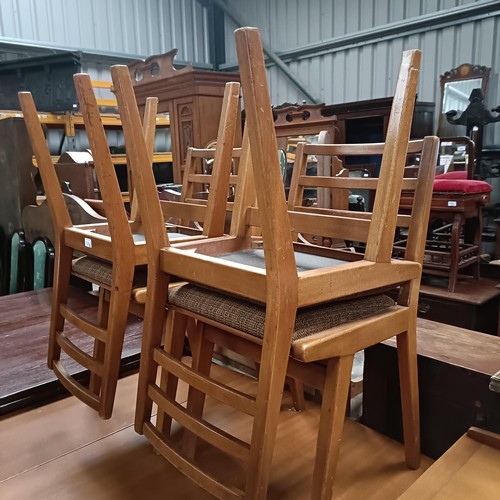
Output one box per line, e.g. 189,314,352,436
363,318,500,459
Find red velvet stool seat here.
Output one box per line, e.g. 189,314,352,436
423,170,491,291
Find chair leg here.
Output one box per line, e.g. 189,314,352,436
89,287,110,395
182,319,215,458
256,362,306,411
396,327,421,469
286,376,305,411
245,310,297,499
98,270,135,419
311,354,354,500
157,309,188,435
48,244,73,368
135,272,170,434
447,214,462,292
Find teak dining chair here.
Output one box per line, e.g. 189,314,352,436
117,27,437,499
18,89,160,418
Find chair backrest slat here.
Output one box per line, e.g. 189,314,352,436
235,27,298,291
73,73,135,255
364,50,421,263
130,96,159,222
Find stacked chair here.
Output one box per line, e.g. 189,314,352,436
112,26,439,499
18,77,241,419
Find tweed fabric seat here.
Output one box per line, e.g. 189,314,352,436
72,256,148,289
169,283,395,341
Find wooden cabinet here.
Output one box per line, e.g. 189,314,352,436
130,50,241,183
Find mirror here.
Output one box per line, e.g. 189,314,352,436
442,78,484,114
438,63,490,136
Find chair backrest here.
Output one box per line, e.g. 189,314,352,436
287,138,439,263
173,146,241,236
73,73,136,259
110,64,241,249
178,145,241,228
233,28,422,280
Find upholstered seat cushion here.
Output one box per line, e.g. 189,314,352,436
433,171,492,193
168,284,395,342
72,256,147,288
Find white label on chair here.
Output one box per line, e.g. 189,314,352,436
84,237,92,248
448,201,457,207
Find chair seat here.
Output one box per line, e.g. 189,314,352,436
169,283,394,342
72,256,148,289
214,248,347,271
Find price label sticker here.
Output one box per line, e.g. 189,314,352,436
84,238,92,248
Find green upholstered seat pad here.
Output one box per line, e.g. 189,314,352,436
72,256,147,288
168,284,395,341
213,248,346,272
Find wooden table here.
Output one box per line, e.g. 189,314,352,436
399,427,500,499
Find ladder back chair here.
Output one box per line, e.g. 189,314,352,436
18,90,158,418
120,27,436,499
176,145,241,232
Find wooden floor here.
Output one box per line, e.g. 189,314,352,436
0,287,435,498
0,287,143,415
0,365,433,499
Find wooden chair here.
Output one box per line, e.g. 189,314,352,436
120,27,436,499
18,74,241,419
19,90,154,418
176,145,241,232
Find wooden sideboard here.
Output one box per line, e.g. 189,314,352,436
322,96,435,144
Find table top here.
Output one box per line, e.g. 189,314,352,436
399,427,500,499
383,317,500,376
419,276,500,305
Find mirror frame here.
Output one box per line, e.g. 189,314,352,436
437,63,491,136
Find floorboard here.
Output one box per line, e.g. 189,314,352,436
0,287,143,415
0,368,433,499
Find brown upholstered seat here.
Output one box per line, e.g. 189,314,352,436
169,283,394,341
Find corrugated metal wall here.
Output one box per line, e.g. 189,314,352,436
0,0,499,143
220,0,500,144
0,0,210,64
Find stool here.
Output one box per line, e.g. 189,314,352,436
402,170,491,292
